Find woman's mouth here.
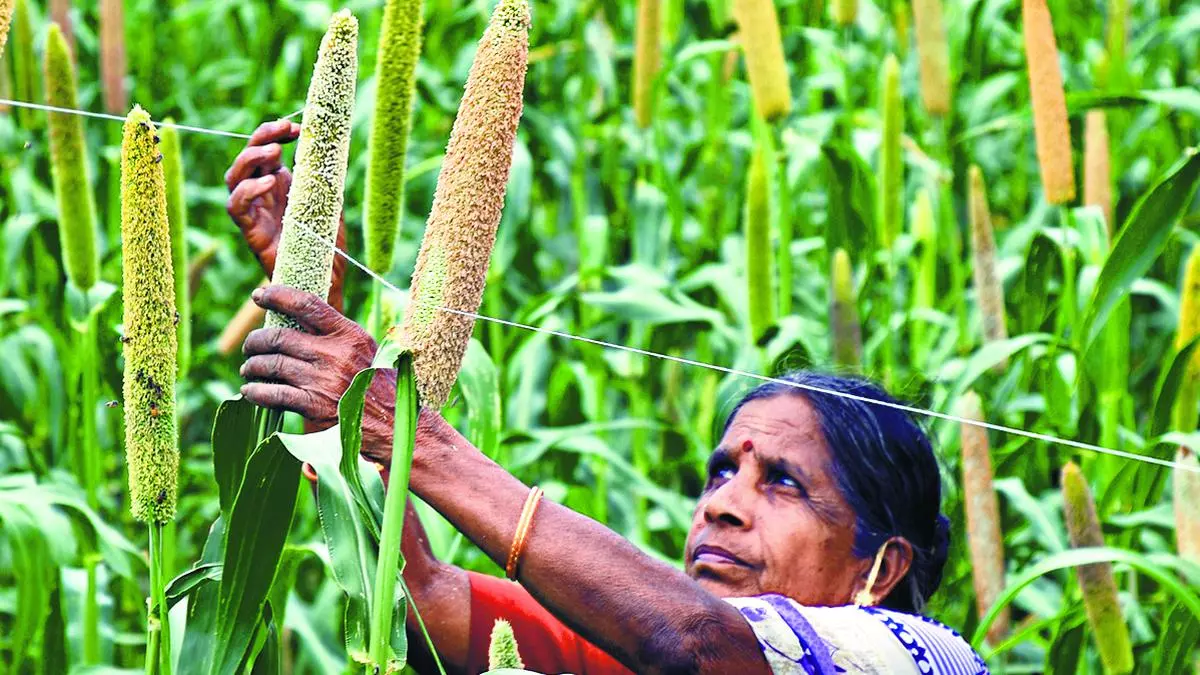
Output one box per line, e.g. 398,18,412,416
692,544,751,568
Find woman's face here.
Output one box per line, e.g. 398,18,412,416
684,394,872,605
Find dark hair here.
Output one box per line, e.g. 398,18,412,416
723,371,950,613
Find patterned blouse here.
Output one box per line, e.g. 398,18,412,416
725,595,990,675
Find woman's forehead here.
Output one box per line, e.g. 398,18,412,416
721,396,829,458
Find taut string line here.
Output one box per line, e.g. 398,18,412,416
5,97,1197,474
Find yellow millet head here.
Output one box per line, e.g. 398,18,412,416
1061,461,1134,675
121,105,178,524
267,9,358,330
1083,110,1112,232
487,619,524,670
1173,247,1200,433
957,391,1009,644
1175,447,1200,563
732,0,792,121
1023,0,1075,205
46,22,99,291
912,0,951,116
632,0,661,128
830,248,861,367
399,0,529,410
0,0,13,58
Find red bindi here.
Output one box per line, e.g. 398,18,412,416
742,440,754,453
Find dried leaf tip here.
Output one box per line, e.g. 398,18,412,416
120,105,179,524
1061,461,1133,675
487,619,524,670
1023,0,1075,204
267,9,358,330
46,21,99,291
397,0,529,409
957,391,1008,644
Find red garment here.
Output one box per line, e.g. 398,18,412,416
466,572,633,675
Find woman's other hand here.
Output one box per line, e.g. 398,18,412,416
238,285,395,447
225,120,348,310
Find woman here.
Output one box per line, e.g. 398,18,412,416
226,122,989,675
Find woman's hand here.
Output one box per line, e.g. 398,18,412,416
225,120,347,310
238,285,396,452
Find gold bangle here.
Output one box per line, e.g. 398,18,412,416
506,486,544,580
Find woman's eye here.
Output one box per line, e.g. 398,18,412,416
768,469,802,491
707,461,735,484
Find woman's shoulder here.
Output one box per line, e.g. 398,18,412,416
724,595,990,675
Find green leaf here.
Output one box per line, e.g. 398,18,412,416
335,368,388,536
973,547,1200,648
1152,601,1200,675
821,141,875,263
210,396,261,521
165,563,222,608
1077,149,1200,351
459,339,502,460
1151,336,1200,438
213,435,301,675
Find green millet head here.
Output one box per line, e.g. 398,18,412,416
161,121,190,377
830,248,861,367
1174,247,1200,433
397,0,529,410
487,619,524,670
878,53,903,249
745,140,775,343
365,0,423,275
121,105,179,524
0,0,13,58
267,9,358,330
1061,461,1134,675
46,22,99,291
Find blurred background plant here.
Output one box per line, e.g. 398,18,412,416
1,0,1199,672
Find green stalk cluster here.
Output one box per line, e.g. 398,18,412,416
487,619,524,670
1061,461,1133,675
161,122,190,377
120,106,178,525
878,53,902,250
830,248,861,368
912,0,950,116
632,0,661,128
365,0,423,276
910,189,937,370
957,391,1009,644
45,22,99,292
1174,247,1200,433
731,0,792,122
745,139,775,343
395,0,529,410
969,166,1008,360
267,10,358,330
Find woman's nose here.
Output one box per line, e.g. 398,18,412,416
703,476,752,528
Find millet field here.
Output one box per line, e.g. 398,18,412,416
0,0,1199,672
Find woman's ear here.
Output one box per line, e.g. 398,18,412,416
853,537,914,607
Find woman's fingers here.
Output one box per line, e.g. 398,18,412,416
224,143,283,191
247,119,301,147
251,285,352,337
239,353,313,385
240,382,322,418
242,326,317,360
226,175,277,223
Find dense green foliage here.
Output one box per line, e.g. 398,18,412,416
0,0,1199,672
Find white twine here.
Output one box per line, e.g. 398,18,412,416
8,97,1199,474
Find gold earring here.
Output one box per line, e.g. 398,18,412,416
853,542,889,608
